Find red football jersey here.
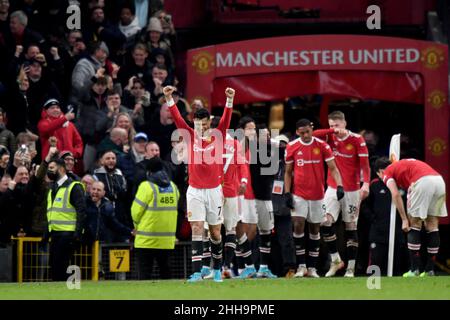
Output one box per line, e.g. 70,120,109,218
223,136,246,198
169,102,232,189
382,159,439,190
314,129,370,192
285,137,334,200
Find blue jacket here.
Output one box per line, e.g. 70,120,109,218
84,196,132,243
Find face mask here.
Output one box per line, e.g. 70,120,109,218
47,170,59,181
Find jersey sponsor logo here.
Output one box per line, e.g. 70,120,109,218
334,151,354,158
296,159,320,166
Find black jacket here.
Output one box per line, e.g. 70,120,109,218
0,182,35,243
250,141,276,201
367,178,406,245
83,196,132,244
271,146,290,216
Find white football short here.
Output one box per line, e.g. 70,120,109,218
186,185,224,226
292,195,326,224
407,175,447,220
324,187,360,223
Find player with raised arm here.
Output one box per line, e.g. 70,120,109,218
163,86,235,282
313,111,370,277
284,119,344,277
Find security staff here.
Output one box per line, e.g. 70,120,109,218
46,158,86,281
132,157,179,280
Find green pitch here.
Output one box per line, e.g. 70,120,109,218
0,277,449,300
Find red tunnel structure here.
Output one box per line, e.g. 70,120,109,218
186,35,449,223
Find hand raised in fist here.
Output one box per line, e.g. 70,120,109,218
225,87,235,99
163,86,176,98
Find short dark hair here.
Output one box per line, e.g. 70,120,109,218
194,108,210,121
153,63,167,71
238,116,255,129
146,156,164,173
120,0,136,15
106,88,121,97
48,157,66,170
374,157,391,172
296,118,313,129
210,116,220,128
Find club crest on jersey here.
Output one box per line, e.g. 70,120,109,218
313,148,320,155
346,144,354,150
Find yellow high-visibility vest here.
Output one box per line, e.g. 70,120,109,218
47,181,82,232
132,181,179,249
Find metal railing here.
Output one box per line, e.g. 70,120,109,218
13,237,99,282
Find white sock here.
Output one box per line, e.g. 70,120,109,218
259,264,268,269
245,264,254,268
347,260,356,270
238,268,244,274
298,264,306,268
331,252,341,262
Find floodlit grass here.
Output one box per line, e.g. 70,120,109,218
0,277,449,300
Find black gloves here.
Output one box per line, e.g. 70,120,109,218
284,192,294,209
336,186,345,201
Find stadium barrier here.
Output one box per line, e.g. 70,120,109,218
13,237,99,283
13,238,193,282
100,241,193,280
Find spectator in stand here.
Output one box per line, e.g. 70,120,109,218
0,174,12,245
132,141,175,195
4,66,30,135
148,47,174,83
71,41,109,105
75,76,110,172
106,88,145,131
0,165,34,241
21,57,62,134
0,145,10,178
110,112,137,147
83,6,126,61
0,0,10,34
37,98,83,162
84,180,133,244
117,132,147,186
93,150,130,232
96,127,128,159
142,17,173,61
147,103,176,160
118,1,141,51
149,63,173,102
118,44,153,91
0,107,16,154
59,151,80,181
81,174,95,193
154,10,176,45
4,10,45,58
62,30,87,61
